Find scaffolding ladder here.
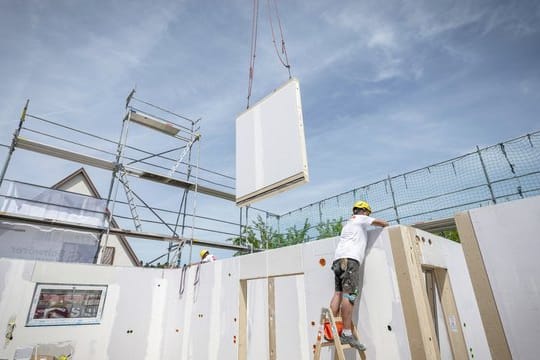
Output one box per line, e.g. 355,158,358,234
117,167,142,231
314,307,366,360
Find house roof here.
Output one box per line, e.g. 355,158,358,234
52,167,141,266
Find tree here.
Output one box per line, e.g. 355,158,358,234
280,219,311,247
229,216,310,255
316,218,343,239
436,229,460,243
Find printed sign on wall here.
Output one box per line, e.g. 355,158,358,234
27,284,107,326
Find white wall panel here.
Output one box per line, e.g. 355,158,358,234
359,229,408,359
467,196,540,359
236,78,308,206
266,244,303,277
246,278,269,359
0,224,490,359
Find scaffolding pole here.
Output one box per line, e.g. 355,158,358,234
0,211,255,252
0,100,29,187
2,93,246,266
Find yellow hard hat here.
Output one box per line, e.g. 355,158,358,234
353,200,372,213
200,249,209,258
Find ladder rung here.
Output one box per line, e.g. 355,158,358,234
321,342,352,349
314,308,363,360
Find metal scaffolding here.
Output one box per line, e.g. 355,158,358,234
0,92,258,266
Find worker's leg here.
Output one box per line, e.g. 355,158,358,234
330,291,342,316
337,259,366,351
340,292,354,330
330,259,343,316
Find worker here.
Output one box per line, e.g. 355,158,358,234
329,200,388,351
200,249,217,263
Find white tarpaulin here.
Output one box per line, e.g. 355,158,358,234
0,180,105,263
0,221,99,263
0,180,108,227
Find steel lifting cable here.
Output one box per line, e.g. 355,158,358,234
246,0,293,109
267,0,291,78
247,0,260,109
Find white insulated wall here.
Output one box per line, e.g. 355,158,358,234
465,196,540,359
0,226,487,359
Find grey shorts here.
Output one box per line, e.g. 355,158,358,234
332,258,360,294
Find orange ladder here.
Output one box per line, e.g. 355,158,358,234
313,307,366,360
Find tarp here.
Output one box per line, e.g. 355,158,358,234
0,180,108,227
0,221,99,263
0,180,105,263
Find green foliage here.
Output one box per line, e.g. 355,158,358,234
316,218,343,239
228,216,310,255
229,216,353,256
281,219,311,247
229,215,462,257
436,229,460,243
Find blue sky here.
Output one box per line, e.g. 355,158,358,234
1,0,539,262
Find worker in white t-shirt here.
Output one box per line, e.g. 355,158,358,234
200,249,217,263
329,200,388,351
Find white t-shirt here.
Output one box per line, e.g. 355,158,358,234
334,214,375,264
202,254,217,263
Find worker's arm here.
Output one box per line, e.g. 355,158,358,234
372,218,389,227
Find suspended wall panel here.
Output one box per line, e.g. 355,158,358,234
236,78,309,206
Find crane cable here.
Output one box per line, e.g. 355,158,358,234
267,0,291,78
246,0,292,109
246,0,260,109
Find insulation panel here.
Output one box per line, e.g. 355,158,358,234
0,225,490,360
236,78,309,206
456,196,540,359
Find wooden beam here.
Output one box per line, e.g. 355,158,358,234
455,212,512,359
238,280,248,360
389,226,440,359
433,267,468,359
268,278,276,360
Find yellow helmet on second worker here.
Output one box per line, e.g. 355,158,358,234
200,249,209,258
353,200,372,213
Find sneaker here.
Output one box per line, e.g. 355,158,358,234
339,334,366,351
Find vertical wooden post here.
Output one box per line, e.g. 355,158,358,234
433,268,468,359
389,226,440,359
455,212,512,359
424,269,439,341
268,277,276,360
238,280,248,360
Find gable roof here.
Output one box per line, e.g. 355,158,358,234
52,167,141,266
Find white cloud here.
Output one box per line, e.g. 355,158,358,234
367,28,397,50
